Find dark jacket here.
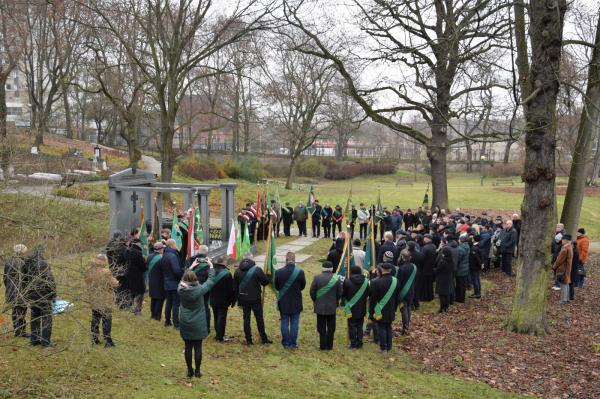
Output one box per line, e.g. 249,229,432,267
209,265,235,308
3,256,28,305
274,262,306,315
499,227,518,255
396,261,416,302
106,236,128,286
125,246,147,295
368,273,400,323
434,250,454,296
25,254,56,306
377,240,399,265
326,248,342,273
479,231,492,254
312,204,322,221
403,213,416,230
233,259,270,305
322,206,332,225
310,271,343,315
389,214,402,232
421,242,437,277
456,242,470,277
147,252,165,299
281,206,294,224
178,270,216,341
188,259,210,304
469,243,485,272
343,273,370,319
162,247,183,291
448,241,459,269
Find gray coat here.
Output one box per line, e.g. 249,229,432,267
310,271,343,315
3,256,28,305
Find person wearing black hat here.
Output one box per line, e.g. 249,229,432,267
343,265,370,349
310,261,343,350
281,202,294,237
311,200,322,238
322,203,333,239
369,261,399,352
332,205,344,237
148,241,166,320
209,255,235,342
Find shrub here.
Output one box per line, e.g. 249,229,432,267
323,160,396,180
236,156,266,182
486,162,523,178
177,158,219,180
263,160,289,178
296,158,326,177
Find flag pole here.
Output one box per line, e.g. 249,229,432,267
262,220,273,306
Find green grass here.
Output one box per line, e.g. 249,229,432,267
0,239,523,399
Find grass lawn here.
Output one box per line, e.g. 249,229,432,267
0,237,523,399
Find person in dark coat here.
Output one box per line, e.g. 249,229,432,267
403,209,417,230
396,250,417,335
376,231,399,265
406,241,424,309
106,231,128,309
343,265,370,349
369,262,400,352
293,202,308,237
322,204,333,239
178,265,216,378
233,255,272,345
311,200,322,238
209,256,235,341
3,244,29,338
469,236,485,299
274,252,306,349
187,246,212,335
326,240,343,274
281,202,294,237
434,247,454,313
125,240,147,315
479,225,492,270
26,248,56,347
455,234,470,303
147,242,165,320
349,205,358,239
162,239,183,328
498,220,518,276
310,261,343,350
332,205,344,237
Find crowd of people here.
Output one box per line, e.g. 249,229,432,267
2,203,592,378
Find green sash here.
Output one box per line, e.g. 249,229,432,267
344,278,368,318
316,275,339,299
277,267,301,300
213,268,230,285
239,266,257,291
147,254,162,275
373,277,398,320
398,264,417,302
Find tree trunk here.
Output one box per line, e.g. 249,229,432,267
589,133,600,186
160,125,175,183
466,142,473,172
62,81,74,139
125,125,141,167
507,0,567,336
0,74,7,140
427,142,449,209
560,12,600,237
503,140,514,164
286,156,297,189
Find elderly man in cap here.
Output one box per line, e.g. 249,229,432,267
310,261,343,350
3,244,29,337
148,241,166,321
553,234,573,304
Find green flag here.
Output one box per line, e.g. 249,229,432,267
241,223,251,257
344,186,353,221
235,222,242,260
363,218,376,270
194,208,204,245
171,210,183,250
306,185,316,215
374,190,384,223
139,203,148,258
264,222,278,287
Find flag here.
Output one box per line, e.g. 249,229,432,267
241,223,251,257
150,197,160,242
306,185,316,214
363,217,376,270
256,190,263,219
374,189,384,223
171,210,183,250
186,208,199,259
337,233,351,278
422,183,430,209
236,222,242,260
227,219,237,259
274,188,281,214
139,202,148,258
344,186,353,222
264,221,278,286
194,208,204,245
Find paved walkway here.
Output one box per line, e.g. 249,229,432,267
141,155,161,176
253,235,320,265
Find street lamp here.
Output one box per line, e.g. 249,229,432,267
480,155,487,186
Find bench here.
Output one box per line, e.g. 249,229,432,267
492,178,515,186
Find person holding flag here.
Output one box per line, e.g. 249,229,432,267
369,260,400,353
310,261,343,351
343,265,370,349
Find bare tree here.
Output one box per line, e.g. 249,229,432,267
260,33,336,188
283,0,510,208
325,79,365,160
507,0,568,335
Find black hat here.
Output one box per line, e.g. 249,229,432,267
578,228,585,235
381,263,393,270
423,234,433,240
562,234,572,241
350,265,362,275
322,261,334,269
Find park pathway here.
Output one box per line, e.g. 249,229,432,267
253,235,320,265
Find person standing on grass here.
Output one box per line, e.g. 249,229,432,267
332,205,344,237
178,265,216,378
26,248,56,347
396,250,417,336
434,247,454,313
369,262,400,353
294,202,308,237
455,234,470,303
569,239,580,302
498,220,517,276
553,235,573,305
3,244,29,338
147,242,166,321
468,235,485,299
576,228,589,288
357,203,369,240
343,265,370,349
349,204,358,239
281,202,294,237
274,252,306,349
322,203,333,239
352,239,366,269
377,231,399,265
187,246,212,335
406,241,423,310
85,254,118,347
310,261,343,351
162,239,183,329
311,199,322,238
124,239,146,315
209,256,234,342
233,253,273,345
419,234,437,302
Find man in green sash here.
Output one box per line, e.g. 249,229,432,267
147,242,165,321
343,265,370,349
310,261,343,350
209,256,234,342
369,262,400,352
274,252,306,349
396,250,417,336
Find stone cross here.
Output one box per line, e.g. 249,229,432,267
130,192,139,213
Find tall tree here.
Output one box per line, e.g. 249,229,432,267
325,79,364,160
507,0,568,335
283,0,510,208
560,9,600,237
